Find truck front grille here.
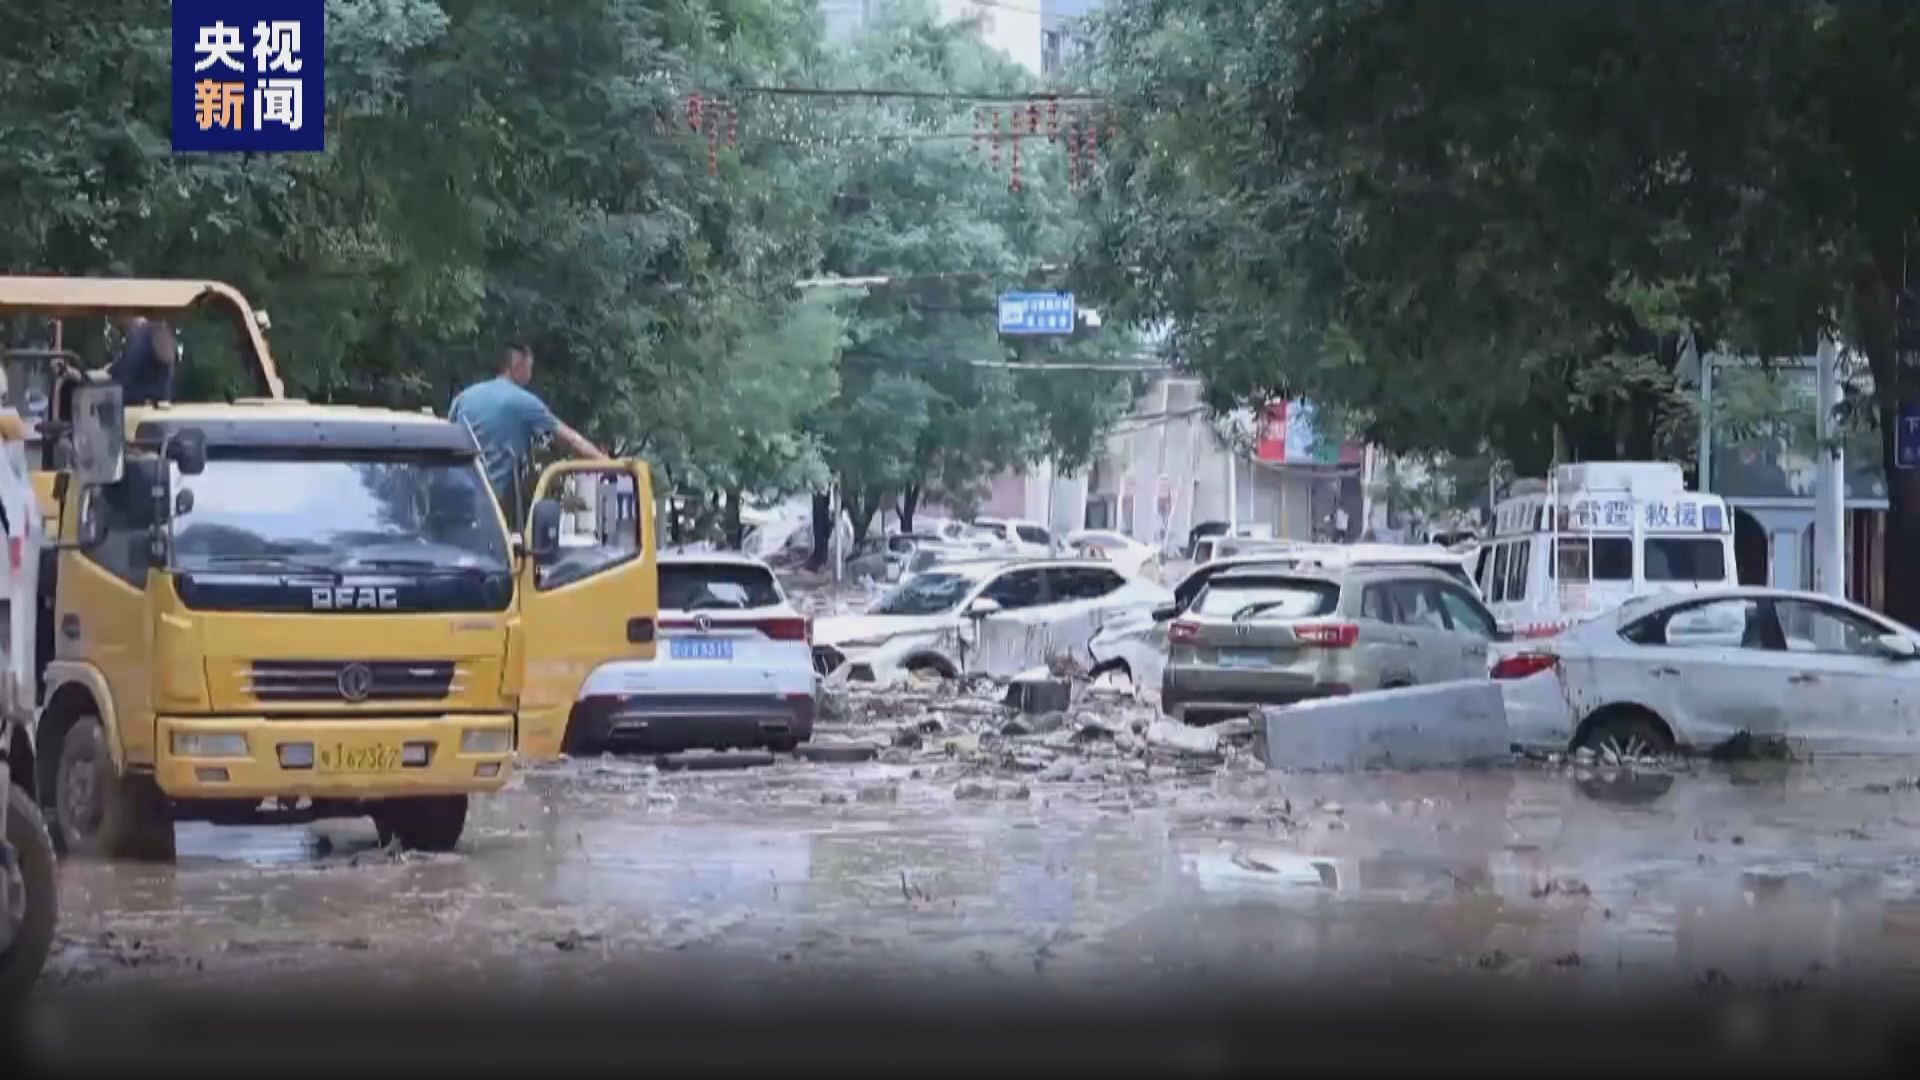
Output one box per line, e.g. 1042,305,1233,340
246,660,458,703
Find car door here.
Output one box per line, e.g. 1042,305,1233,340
1603,597,1795,749
516,460,658,760
967,566,1050,675
1355,581,1418,688
1433,582,1498,678
1384,578,1457,685
1770,598,1920,753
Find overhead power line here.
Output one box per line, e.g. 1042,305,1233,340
968,359,1167,372
721,86,1104,104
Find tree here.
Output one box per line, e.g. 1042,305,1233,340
807,0,1136,546
1085,0,1920,621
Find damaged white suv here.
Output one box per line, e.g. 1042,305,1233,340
813,558,1172,685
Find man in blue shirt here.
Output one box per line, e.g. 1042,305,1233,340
448,343,606,525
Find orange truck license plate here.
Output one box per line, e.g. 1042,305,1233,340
317,742,402,773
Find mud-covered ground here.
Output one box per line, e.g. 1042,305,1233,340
28,682,1920,1002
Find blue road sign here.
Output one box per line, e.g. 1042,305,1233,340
998,292,1076,336
1898,400,1920,470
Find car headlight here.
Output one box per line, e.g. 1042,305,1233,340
837,637,893,650
461,727,512,754
171,732,249,758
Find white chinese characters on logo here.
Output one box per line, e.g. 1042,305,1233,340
192,21,246,73
254,79,304,132
252,20,303,73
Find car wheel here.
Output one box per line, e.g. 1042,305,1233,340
1,782,58,1002
1574,709,1674,764
52,716,175,862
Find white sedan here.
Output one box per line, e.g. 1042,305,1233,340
1495,587,1920,758
564,554,816,754
1063,530,1163,582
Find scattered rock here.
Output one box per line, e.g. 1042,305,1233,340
796,742,881,764
1038,758,1077,782
1530,876,1592,899
1005,673,1074,715
819,791,851,805
1145,720,1221,756
1476,949,1513,972
856,784,899,804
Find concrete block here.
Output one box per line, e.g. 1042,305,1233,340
1258,680,1511,771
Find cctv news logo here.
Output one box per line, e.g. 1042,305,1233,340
171,0,325,153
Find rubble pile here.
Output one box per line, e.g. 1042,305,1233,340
812,669,1267,803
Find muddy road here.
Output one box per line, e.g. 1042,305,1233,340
31,723,1920,1000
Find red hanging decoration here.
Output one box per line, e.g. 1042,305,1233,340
1066,115,1080,193
971,107,984,156
727,103,738,149
1027,101,1040,139
1009,129,1022,193
707,116,718,175
1105,108,1117,142
990,108,1001,172
1047,97,1059,142
687,92,703,133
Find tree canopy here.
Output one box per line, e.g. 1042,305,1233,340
1085,0,1920,618
2,0,1138,548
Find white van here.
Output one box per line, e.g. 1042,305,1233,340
1476,462,1737,638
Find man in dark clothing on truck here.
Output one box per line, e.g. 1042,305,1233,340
105,314,176,405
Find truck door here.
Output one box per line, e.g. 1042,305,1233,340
53,470,160,766
516,461,657,759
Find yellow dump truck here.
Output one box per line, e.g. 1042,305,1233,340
1,277,657,860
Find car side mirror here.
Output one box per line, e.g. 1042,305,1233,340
1876,633,1920,661
528,498,563,560
165,427,208,476
966,597,1003,618
1152,603,1180,622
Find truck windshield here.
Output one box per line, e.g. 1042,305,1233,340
171,453,511,574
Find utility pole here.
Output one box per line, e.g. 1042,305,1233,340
1815,336,1847,599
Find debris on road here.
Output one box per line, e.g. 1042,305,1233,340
1259,680,1511,772
1145,719,1221,757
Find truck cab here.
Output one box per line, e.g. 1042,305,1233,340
2,277,657,859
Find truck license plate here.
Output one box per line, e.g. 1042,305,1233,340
671,639,733,661
316,741,403,773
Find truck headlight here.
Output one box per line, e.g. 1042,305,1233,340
460,728,511,754
171,732,249,758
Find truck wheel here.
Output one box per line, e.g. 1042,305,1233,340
1,782,59,1002
372,795,468,853
52,716,175,862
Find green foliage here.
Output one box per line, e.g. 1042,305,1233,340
3,0,1135,540
818,1,1136,532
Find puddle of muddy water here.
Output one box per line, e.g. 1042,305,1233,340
35,755,1920,996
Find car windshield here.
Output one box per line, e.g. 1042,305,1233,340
1195,579,1340,619
171,452,510,574
873,572,976,615
660,563,782,611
